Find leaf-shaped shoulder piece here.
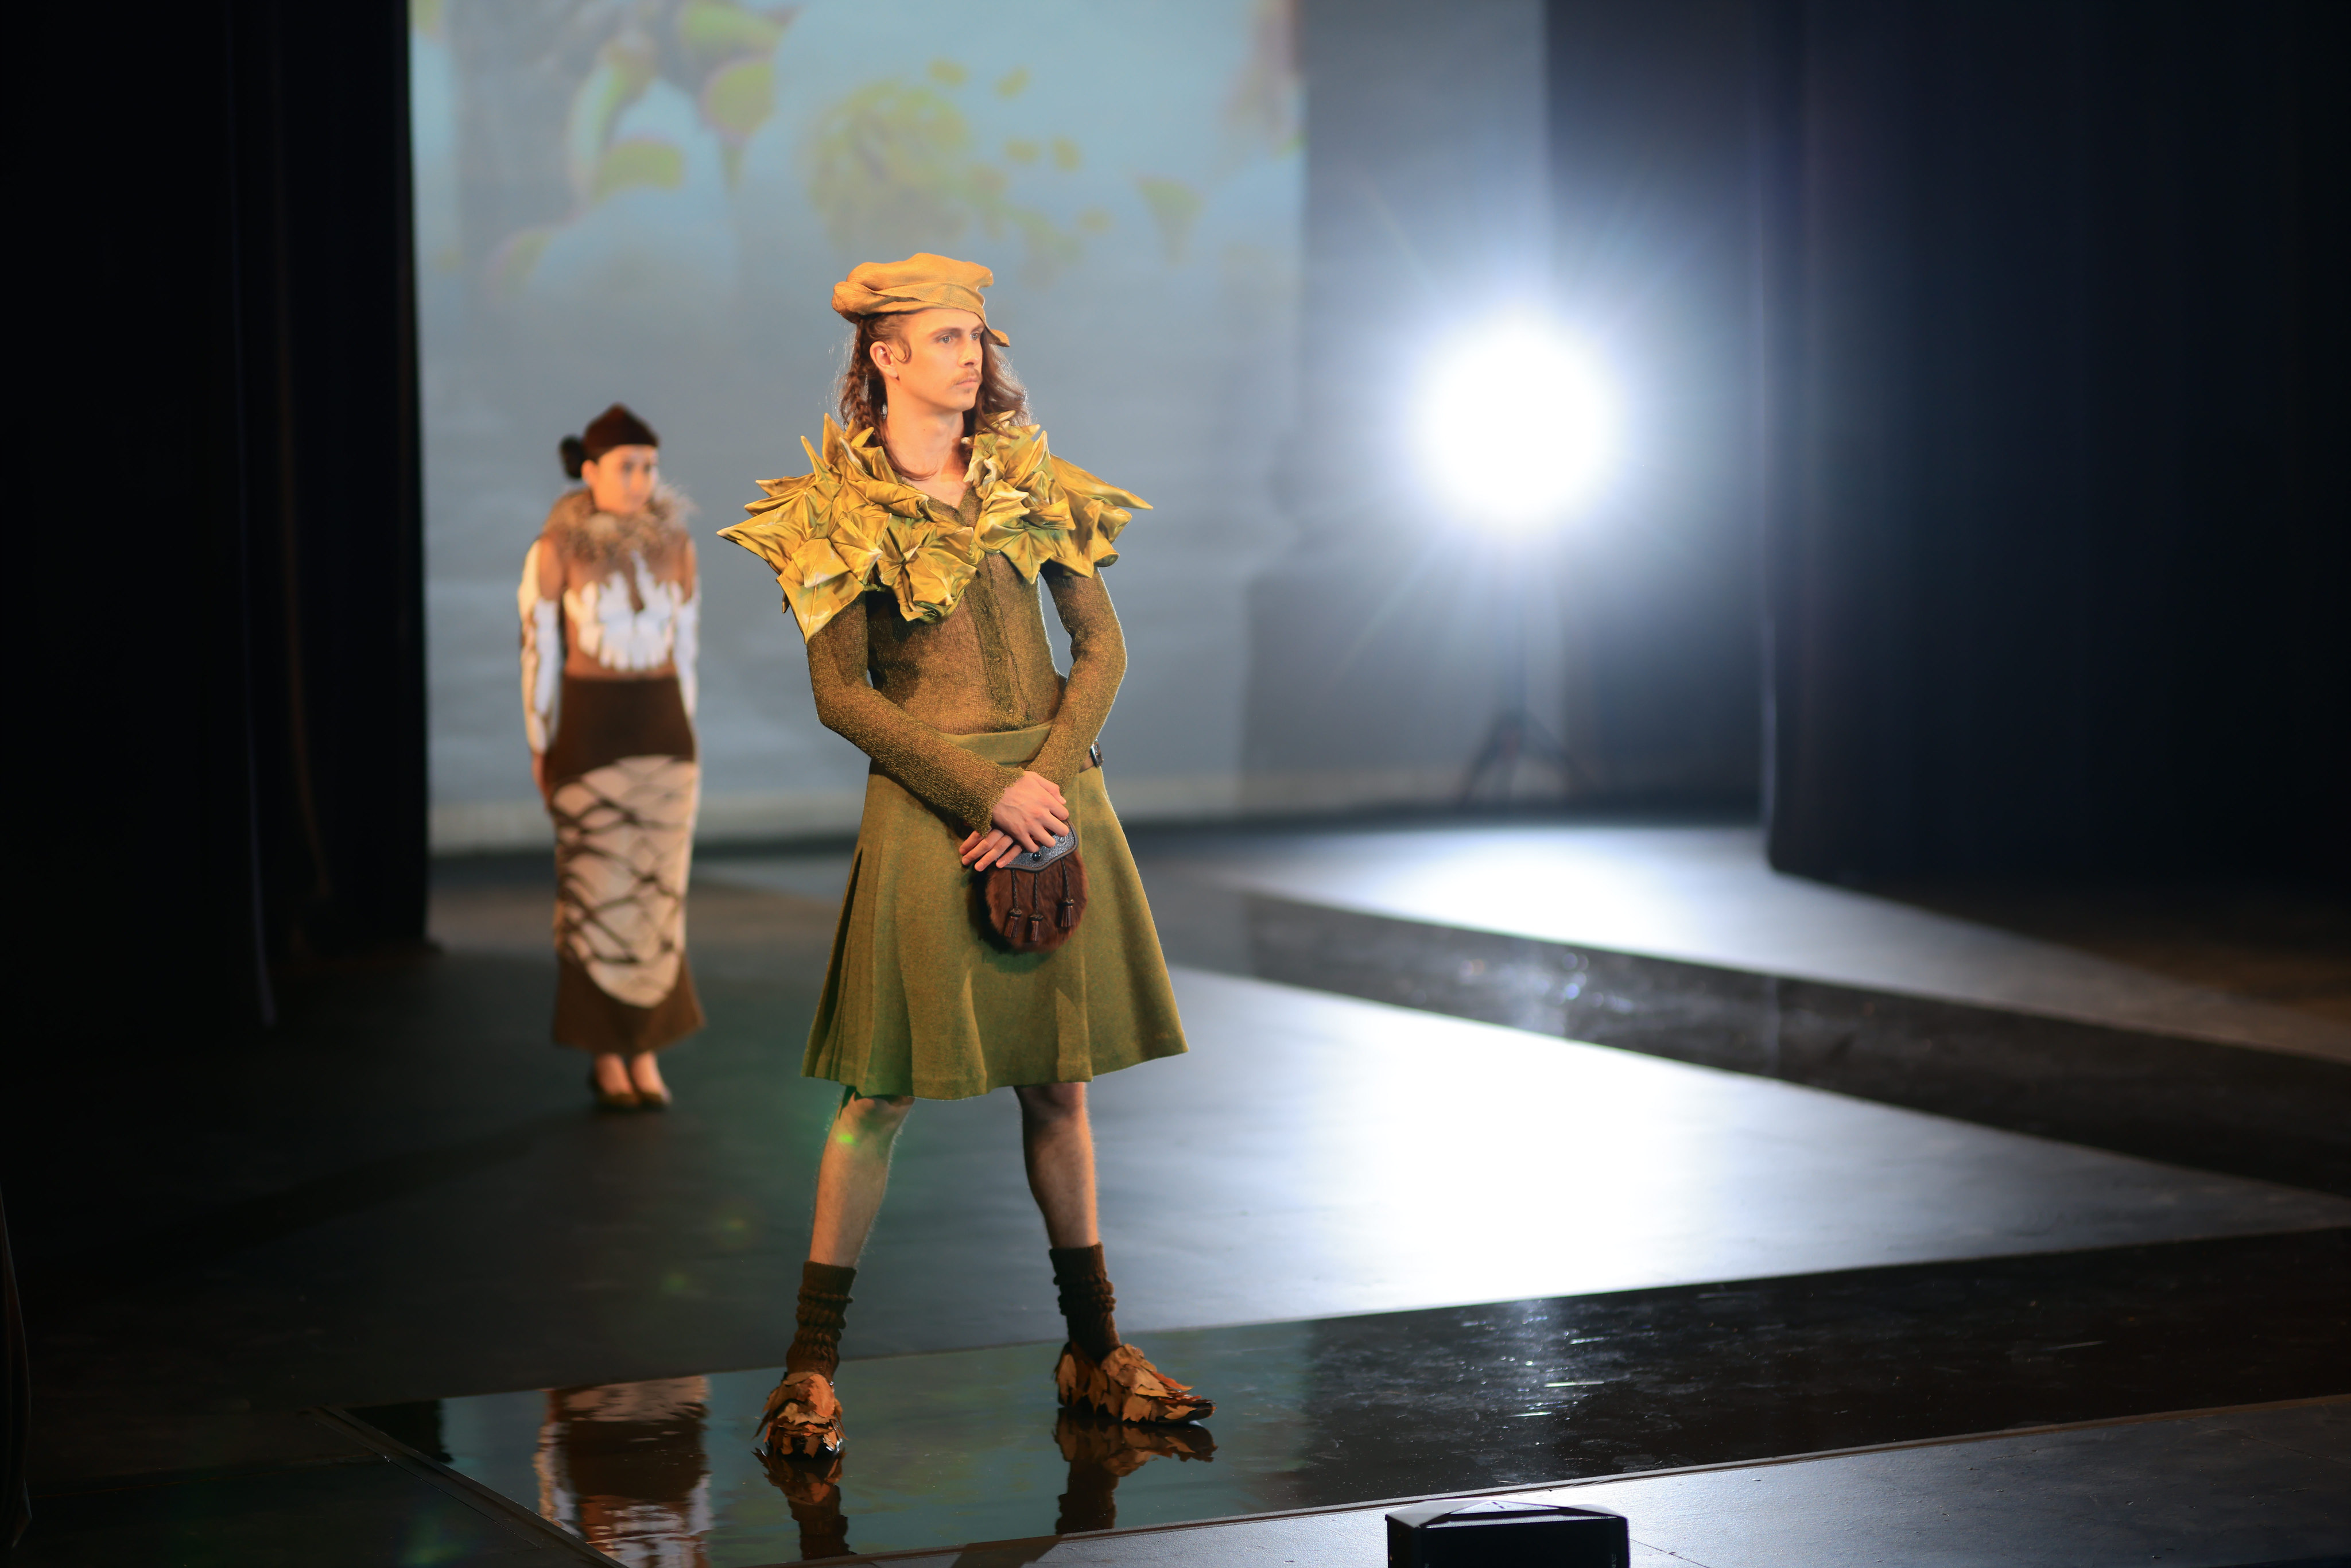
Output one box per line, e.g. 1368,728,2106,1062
717,418,880,639
719,419,1152,636
717,471,818,577
971,424,1075,583
1048,453,1150,572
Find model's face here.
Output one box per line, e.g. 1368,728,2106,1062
874,308,984,417
581,444,658,515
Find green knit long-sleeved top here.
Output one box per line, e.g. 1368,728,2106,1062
721,420,1146,833
809,517,1125,832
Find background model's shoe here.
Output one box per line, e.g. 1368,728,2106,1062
756,1370,845,1457
587,1072,641,1112
1053,1343,1214,1423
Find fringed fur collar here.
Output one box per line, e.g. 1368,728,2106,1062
544,484,692,573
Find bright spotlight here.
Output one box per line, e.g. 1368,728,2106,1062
1422,321,1616,528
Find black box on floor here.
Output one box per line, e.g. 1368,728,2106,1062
1386,1498,1630,1566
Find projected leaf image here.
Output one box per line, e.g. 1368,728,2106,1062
701,59,774,176
805,74,1083,282
677,0,789,66
680,0,787,178
805,82,969,258
1134,176,1204,264
564,30,659,204
451,0,798,295
592,139,685,203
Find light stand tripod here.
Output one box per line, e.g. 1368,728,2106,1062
1457,568,1592,804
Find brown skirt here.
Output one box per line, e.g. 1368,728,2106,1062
546,675,704,1054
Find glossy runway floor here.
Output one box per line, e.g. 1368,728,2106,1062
347,1230,2348,1561
7,820,2347,1564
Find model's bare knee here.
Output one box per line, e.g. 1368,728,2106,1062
1015,1082,1087,1125
836,1094,914,1143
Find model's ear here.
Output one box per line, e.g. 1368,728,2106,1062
869,336,899,377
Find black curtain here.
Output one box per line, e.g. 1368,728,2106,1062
2,1193,23,1551
1758,0,2349,882
25,0,425,1038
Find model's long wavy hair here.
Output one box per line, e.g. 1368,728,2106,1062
836,313,1030,466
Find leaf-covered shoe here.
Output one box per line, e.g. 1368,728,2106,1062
1054,1406,1217,1473
1053,1342,1214,1424
756,1369,844,1457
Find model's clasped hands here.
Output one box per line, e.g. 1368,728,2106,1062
960,770,1069,870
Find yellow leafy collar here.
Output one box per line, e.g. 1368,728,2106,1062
718,418,1147,641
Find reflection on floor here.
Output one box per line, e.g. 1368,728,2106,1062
948,1400,2351,1568
537,1378,715,1559
10,818,2348,1565
348,1228,2349,1563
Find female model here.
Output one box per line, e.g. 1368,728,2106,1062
521,403,704,1109
721,255,1207,1456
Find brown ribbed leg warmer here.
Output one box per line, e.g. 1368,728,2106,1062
1057,1454,1119,1536
789,1485,850,1559
783,1262,857,1379
1049,1244,1121,1362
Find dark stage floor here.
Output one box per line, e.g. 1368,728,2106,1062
6,821,2346,1565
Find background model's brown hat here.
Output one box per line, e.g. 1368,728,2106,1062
831,253,1010,346
560,403,659,478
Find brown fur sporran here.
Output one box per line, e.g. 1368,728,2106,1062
984,852,1089,953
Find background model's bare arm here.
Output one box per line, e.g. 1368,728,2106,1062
805,595,1027,833
518,537,565,796
674,538,700,716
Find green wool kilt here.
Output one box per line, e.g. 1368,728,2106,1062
804,725,1189,1100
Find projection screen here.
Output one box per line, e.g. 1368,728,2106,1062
412,0,1302,849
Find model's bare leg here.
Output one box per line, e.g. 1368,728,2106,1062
591,1051,634,1098
761,1093,914,1458
1016,1083,1099,1247
627,1051,669,1103
810,1094,914,1266
1020,1082,1213,1424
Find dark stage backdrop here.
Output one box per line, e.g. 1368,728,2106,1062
1545,0,1767,811
25,0,426,1034
1756,0,2350,882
